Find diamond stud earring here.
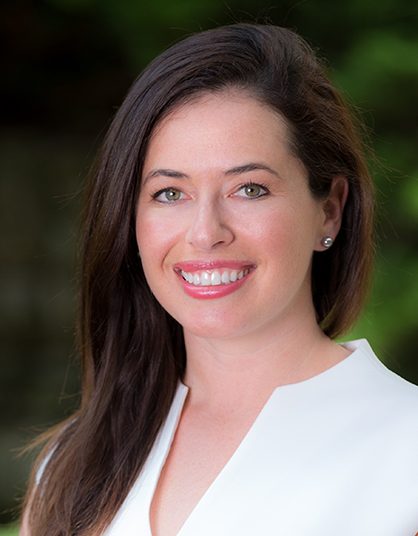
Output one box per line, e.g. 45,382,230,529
321,236,334,248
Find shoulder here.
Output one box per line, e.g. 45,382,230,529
33,416,78,485
342,338,418,396
341,338,418,431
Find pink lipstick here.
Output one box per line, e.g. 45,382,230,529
173,260,256,300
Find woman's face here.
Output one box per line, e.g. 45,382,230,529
136,91,330,340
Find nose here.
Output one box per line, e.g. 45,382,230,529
185,198,234,251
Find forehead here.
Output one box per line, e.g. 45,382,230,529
143,90,296,174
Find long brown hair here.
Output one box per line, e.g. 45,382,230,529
24,23,374,535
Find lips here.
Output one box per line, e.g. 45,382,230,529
173,260,256,299
178,267,251,286
173,260,255,272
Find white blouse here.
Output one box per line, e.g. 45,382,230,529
104,339,418,535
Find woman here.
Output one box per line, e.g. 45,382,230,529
21,23,418,535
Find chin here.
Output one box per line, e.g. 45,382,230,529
178,311,253,341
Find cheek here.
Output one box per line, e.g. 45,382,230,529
243,205,309,244
250,204,319,272
135,209,181,271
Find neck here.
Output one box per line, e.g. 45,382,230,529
182,302,350,413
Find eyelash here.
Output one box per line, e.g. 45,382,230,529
150,187,181,202
150,181,270,203
239,181,270,198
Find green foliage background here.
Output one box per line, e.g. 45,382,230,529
1,0,417,527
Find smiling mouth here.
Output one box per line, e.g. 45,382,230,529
175,266,254,286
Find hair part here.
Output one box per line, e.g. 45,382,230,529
24,23,374,535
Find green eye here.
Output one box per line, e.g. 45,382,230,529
152,188,183,203
237,182,269,199
244,184,262,197
164,188,181,201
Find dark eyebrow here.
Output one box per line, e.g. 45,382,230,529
143,169,190,184
143,162,280,184
224,162,280,178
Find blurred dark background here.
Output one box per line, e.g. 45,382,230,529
1,0,418,527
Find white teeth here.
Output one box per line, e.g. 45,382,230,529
221,271,230,284
180,268,251,286
200,272,211,285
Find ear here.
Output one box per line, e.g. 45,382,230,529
315,175,349,251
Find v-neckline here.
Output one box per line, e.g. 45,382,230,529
147,379,281,536
147,339,366,535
